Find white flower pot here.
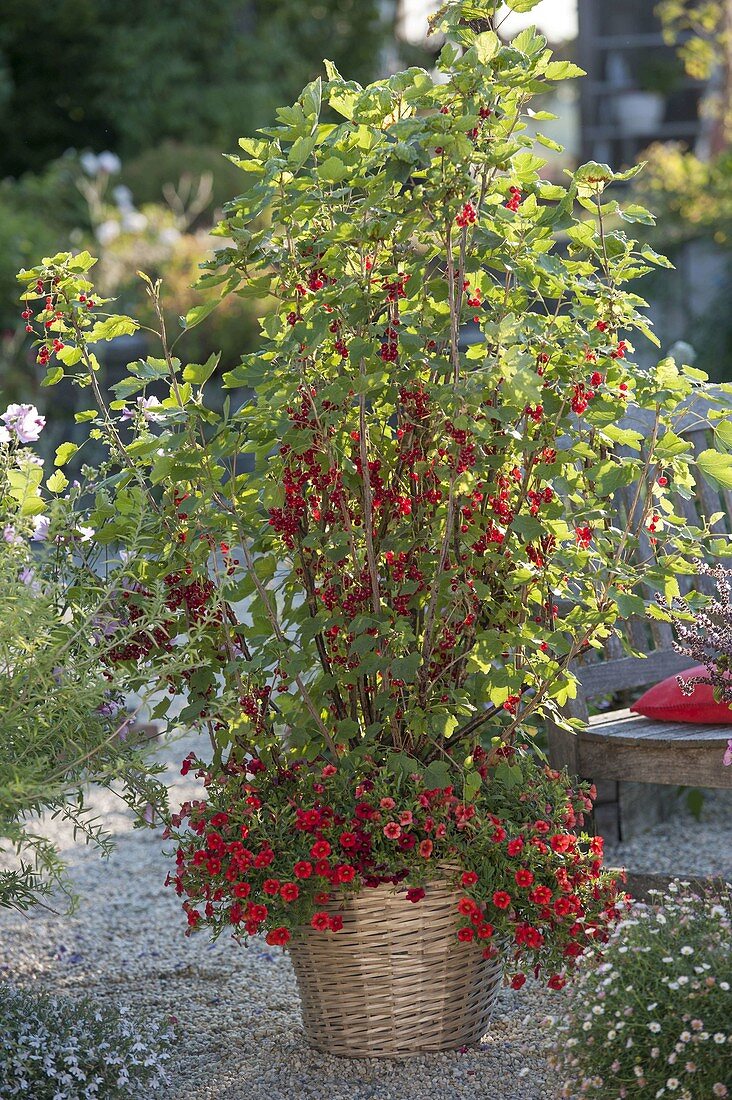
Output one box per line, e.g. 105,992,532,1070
614,91,665,137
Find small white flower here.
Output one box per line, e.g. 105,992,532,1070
80,151,100,175
649,1022,662,1033
96,220,121,246
713,1033,726,1044
3,523,22,544
97,151,121,174
667,1079,679,1091
2,402,45,442
113,184,134,210
158,226,181,247
121,210,148,233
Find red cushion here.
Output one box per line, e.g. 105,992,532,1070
631,665,732,724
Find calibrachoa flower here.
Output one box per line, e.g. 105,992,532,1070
166,747,623,988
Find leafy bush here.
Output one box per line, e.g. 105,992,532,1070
630,143,732,248
551,883,732,1099
0,405,181,909
0,983,172,1098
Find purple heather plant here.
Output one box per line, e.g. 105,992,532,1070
661,562,732,766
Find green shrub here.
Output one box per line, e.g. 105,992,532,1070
119,141,246,214
0,414,183,910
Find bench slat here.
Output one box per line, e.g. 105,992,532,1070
576,651,696,695
579,737,732,788
586,708,732,747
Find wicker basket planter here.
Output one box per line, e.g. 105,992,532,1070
289,877,503,1058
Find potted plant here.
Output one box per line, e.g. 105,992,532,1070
613,55,682,138
16,0,732,1058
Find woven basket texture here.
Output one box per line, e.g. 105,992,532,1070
289,878,503,1058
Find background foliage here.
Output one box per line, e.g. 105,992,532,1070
0,0,386,178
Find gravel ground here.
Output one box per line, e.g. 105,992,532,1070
604,788,732,878
1,732,730,1100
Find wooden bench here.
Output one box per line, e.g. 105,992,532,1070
548,389,732,842
548,649,732,842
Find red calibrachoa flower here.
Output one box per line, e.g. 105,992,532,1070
167,749,625,991
266,927,291,946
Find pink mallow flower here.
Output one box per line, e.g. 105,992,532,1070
31,515,50,541
2,403,45,443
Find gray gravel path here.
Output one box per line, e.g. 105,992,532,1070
1,733,730,1100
